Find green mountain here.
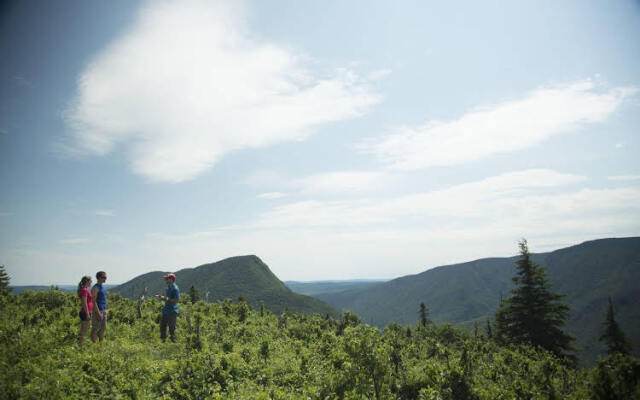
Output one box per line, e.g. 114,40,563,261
315,237,640,365
111,255,338,317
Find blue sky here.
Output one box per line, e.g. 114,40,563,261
1,0,639,285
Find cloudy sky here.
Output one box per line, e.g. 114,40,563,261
1,0,639,285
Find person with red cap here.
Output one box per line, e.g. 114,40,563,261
154,273,180,342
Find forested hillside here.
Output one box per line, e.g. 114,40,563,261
315,237,640,365
1,288,638,399
111,255,338,317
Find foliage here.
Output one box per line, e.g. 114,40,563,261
314,237,640,365
600,296,632,356
495,239,575,361
419,302,431,327
0,265,11,297
2,288,639,399
589,354,640,400
188,285,200,304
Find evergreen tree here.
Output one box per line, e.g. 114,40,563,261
485,319,493,340
494,239,574,359
599,296,632,356
0,265,11,296
418,302,430,327
188,285,200,304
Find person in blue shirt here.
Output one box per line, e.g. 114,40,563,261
155,273,179,342
91,270,108,343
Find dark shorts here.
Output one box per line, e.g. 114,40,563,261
79,310,90,321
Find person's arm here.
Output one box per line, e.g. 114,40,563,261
154,286,179,303
154,294,178,303
81,293,90,315
91,286,102,320
164,293,179,304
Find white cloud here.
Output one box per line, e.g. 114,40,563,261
608,175,640,181
133,174,640,279
615,142,625,149
95,209,116,216
64,0,381,183
257,192,287,199
59,237,90,245
255,169,588,227
361,80,636,170
295,170,396,195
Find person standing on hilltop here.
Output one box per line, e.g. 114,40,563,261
77,275,93,345
154,273,180,342
91,271,108,343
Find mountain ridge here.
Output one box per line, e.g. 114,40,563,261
313,237,640,365
111,255,339,317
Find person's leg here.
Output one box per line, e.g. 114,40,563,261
78,319,89,345
160,313,168,341
168,312,177,342
97,312,106,341
90,313,99,342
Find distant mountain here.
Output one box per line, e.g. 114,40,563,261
315,237,640,365
111,255,339,317
285,280,386,296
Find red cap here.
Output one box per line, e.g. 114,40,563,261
162,273,176,280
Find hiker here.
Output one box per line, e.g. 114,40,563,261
154,273,180,342
77,275,93,345
91,271,108,343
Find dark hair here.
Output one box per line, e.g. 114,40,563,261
77,276,91,297
96,271,106,280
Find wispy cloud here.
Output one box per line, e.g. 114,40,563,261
295,170,396,195
608,175,640,181
59,237,90,245
0,212,12,217
12,75,33,88
253,169,591,228
257,192,287,200
95,209,116,216
64,0,381,183
360,80,636,170
134,170,639,279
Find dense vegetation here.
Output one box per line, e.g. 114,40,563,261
111,255,338,317
315,237,640,365
1,286,639,399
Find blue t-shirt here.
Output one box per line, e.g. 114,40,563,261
162,283,179,315
92,283,107,311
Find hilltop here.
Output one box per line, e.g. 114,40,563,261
111,255,338,317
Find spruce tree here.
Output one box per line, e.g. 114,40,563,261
419,302,430,327
494,239,574,359
485,319,493,340
0,265,11,296
599,296,632,356
188,285,200,304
